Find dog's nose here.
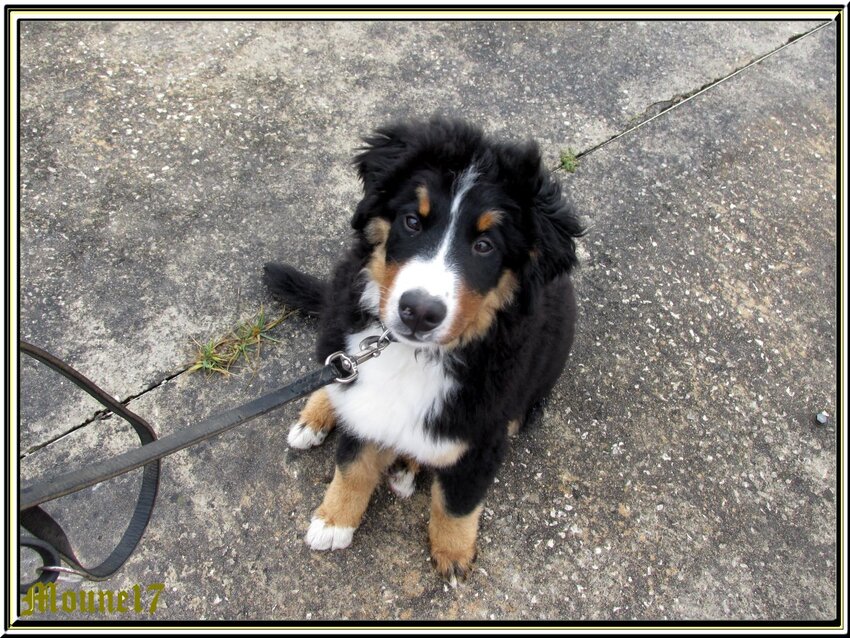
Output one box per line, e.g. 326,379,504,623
398,290,448,334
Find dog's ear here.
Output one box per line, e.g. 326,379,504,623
350,123,412,231
500,141,585,311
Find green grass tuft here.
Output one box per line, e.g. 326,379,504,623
188,305,295,377
559,148,580,173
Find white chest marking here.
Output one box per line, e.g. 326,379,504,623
325,324,466,467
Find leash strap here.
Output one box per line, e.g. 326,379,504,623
18,340,340,586
19,341,162,586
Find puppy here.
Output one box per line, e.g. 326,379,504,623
264,117,583,583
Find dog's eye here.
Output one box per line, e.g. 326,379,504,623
473,238,494,255
404,214,422,233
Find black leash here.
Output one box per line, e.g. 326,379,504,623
19,341,163,590
19,363,338,510
18,331,390,589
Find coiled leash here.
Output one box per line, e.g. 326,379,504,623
18,329,393,590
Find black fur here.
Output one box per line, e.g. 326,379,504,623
265,117,583,521
262,263,327,317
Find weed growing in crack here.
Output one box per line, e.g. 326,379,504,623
188,305,295,377
559,148,580,173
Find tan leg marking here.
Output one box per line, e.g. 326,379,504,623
288,388,336,449
429,481,482,584
315,444,397,529
300,389,336,433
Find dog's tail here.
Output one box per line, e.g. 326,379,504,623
262,262,327,317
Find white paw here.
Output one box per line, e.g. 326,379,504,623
305,517,354,551
388,468,416,499
287,422,328,449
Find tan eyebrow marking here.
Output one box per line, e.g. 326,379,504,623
476,210,504,233
416,185,430,217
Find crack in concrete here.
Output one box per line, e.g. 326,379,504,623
558,20,835,168
20,365,189,459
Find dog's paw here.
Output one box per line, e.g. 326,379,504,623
387,467,416,499
287,422,328,449
431,549,478,588
305,517,354,551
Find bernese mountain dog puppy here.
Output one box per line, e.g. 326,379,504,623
264,117,584,584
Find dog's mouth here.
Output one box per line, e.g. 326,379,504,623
385,321,444,349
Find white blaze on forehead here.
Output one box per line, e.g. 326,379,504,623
386,165,479,341
439,165,479,259
448,166,480,223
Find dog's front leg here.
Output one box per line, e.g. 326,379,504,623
288,388,337,449
429,444,504,585
428,479,482,586
306,432,396,550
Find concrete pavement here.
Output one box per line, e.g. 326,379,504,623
16,18,839,623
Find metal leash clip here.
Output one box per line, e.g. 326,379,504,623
325,327,393,384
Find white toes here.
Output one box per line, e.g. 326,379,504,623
305,517,354,551
287,422,328,449
388,469,416,499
